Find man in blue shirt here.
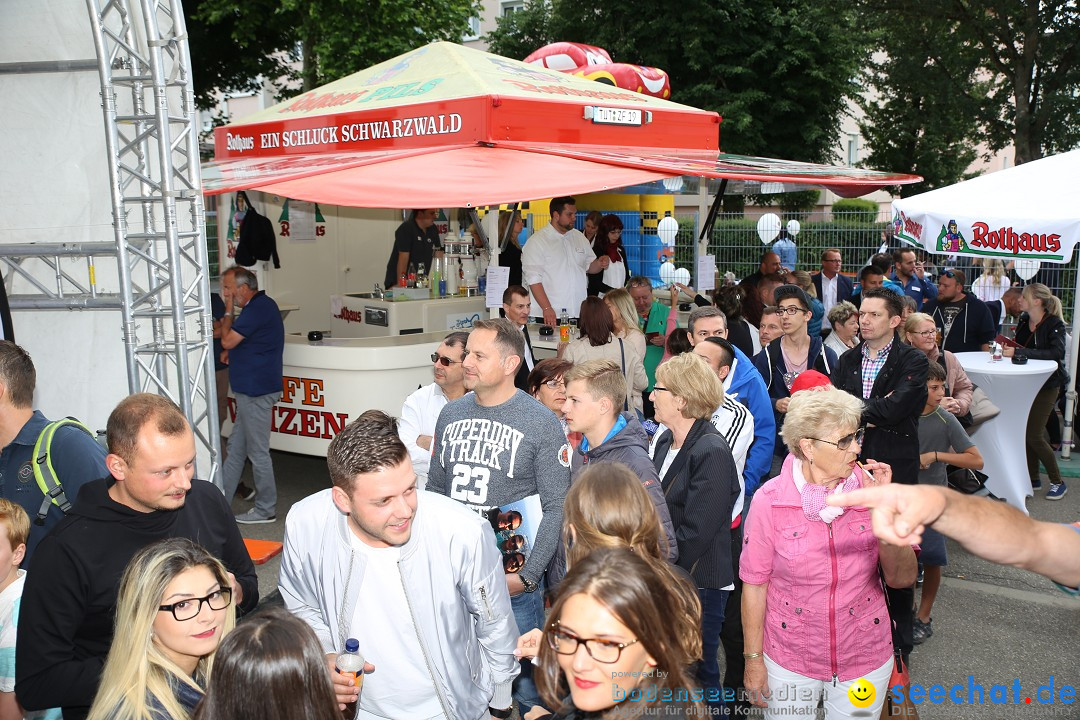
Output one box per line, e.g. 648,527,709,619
890,248,938,310
0,341,107,564
220,267,284,523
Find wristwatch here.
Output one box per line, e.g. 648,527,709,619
520,575,539,593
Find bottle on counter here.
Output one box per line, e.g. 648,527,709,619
431,257,442,297
559,308,571,343
417,262,427,289
445,255,459,296
399,272,407,289
336,638,365,720
407,262,417,288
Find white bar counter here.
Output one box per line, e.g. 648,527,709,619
223,332,446,456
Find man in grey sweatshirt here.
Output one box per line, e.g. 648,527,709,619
428,318,570,716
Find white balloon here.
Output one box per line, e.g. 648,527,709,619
675,267,692,285
657,216,679,247
1014,259,1041,281
757,213,781,244
787,219,801,237
659,262,677,284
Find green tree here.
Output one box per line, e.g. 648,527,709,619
868,0,1080,164
486,1,555,60
187,0,302,110
856,17,985,196
489,0,869,164
192,0,480,106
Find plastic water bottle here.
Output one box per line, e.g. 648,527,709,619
559,308,571,343
417,262,427,289
336,638,365,720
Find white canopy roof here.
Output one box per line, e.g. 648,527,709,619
892,149,1080,265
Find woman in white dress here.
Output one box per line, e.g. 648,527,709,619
972,258,1012,302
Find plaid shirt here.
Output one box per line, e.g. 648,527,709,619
859,337,895,399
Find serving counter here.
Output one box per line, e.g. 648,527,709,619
223,332,447,456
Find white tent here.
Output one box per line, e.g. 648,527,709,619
892,148,1080,457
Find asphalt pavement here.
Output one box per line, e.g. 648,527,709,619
229,448,1080,720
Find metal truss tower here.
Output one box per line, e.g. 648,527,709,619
3,0,222,483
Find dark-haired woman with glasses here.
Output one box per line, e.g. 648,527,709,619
87,538,236,720
534,547,703,719
740,387,916,719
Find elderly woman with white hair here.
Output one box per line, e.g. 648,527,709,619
740,387,917,719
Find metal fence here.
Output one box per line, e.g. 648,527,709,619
587,209,1078,324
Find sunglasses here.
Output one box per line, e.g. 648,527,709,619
808,428,865,451
431,353,462,366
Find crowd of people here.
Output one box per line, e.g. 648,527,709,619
1,200,1077,720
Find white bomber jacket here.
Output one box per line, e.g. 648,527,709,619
279,489,520,719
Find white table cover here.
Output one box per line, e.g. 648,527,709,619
955,352,1057,513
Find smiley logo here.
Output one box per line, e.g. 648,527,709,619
848,679,875,708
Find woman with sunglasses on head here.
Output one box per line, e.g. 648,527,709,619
534,547,703,719
87,538,235,720
740,387,917,719
903,312,973,420
1002,282,1068,500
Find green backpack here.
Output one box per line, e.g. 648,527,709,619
32,418,105,526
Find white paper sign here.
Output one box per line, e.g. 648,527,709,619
290,201,316,242
697,255,716,292
486,265,511,308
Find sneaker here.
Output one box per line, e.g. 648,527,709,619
912,617,933,645
235,509,276,524
1032,479,1043,491
916,565,924,587
235,482,256,501
1046,483,1068,501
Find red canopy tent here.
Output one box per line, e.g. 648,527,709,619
203,42,919,206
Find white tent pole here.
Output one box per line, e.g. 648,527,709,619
1061,285,1080,459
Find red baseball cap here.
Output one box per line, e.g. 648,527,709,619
790,370,832,394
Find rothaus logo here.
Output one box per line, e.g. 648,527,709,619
225,132,255,153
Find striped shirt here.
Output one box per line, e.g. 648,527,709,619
860,337,895,399
710,393,755,520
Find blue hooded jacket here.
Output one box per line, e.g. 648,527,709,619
726,346,775,496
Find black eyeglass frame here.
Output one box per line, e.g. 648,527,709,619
158,588,233,621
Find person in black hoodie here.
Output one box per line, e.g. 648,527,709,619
649,353,738,710
15,394,258,720
1003,283,1068,500
562,359,677,561
923,269,995,353
831,288,928,666
753,285,837,453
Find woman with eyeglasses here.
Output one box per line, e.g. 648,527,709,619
903,312,973,420
740,387,917,719
87,538,235,720
648,352,738,708
533,547,703,719
528,358,574,432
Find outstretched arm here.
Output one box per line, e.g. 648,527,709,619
828,484,1080,589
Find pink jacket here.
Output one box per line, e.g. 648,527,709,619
740,455,893,681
